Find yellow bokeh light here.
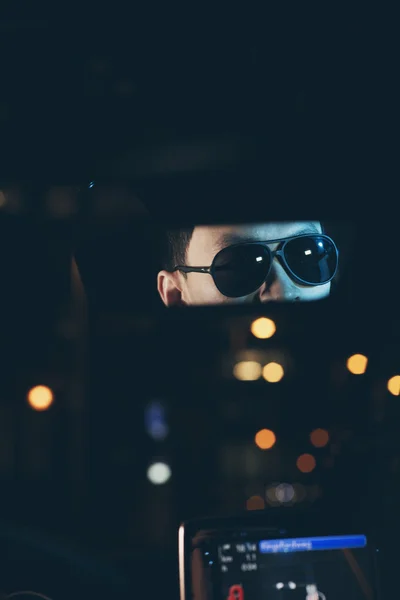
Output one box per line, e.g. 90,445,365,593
296,454,316,473
388,375,400,396
346,354,368,375
233,361,262,381
251,317,276,339
310,428,330,448
246,495,265,510
262,362,284,383
27,385,54,411
255,428,276,450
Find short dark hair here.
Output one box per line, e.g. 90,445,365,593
161,222,329,276
162,227,195,273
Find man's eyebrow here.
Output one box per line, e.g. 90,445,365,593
213,233,257,249
214,223,321,250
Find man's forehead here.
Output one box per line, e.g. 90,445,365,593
192,221,322,248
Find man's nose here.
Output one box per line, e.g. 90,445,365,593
255,261,301,303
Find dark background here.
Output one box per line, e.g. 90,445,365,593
0,10,396,197
1,200,400,600
0,10,399,600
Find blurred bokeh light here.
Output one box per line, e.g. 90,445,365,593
262,362,284,383
275,483,295,503
255,429,276,450
293,483,307,502
310,428,330,448
27,385,54,411
296,454,316,473
147,462,171,485
246,495,265,510
387,375,400,396
250,317,276,339
46,187,77,218
233,361,262,381
145,401,169,441
346,354,368,375
266,485,279,506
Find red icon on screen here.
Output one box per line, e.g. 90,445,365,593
227,584,244,600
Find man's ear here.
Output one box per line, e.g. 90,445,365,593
157,270,186,307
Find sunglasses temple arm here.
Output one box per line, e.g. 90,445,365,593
173,266,211,274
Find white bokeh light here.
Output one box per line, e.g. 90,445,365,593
147,462,171,485
275,483,295,503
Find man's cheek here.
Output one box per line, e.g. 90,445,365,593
308,283,330,300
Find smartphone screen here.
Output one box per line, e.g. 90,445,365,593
186,529,379,600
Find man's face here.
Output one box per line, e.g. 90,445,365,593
159,221,333,306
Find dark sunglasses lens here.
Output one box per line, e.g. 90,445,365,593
212,245,271,297
284,236,337,284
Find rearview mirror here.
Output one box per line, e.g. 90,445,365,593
156,221,345,307
72,183,353,315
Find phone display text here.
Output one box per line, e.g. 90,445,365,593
201,534,376,599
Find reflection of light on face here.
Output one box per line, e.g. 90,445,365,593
256,256,263,262
305,249,312,255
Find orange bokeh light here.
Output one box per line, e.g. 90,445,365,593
310,428,330,448
262,362,284,383
346,354,368,375
250,317,276,339
296,453,316,473
246,495,265,510
255,429,276,450
27,385,54,411
388,375,400,396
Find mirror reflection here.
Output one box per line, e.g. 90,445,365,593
158,222,339,306
0,185,351,316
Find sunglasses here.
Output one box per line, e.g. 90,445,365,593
173,233,339,298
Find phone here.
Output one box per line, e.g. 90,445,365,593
179,513,381,600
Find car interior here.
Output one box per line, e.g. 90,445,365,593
0,15,398,600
